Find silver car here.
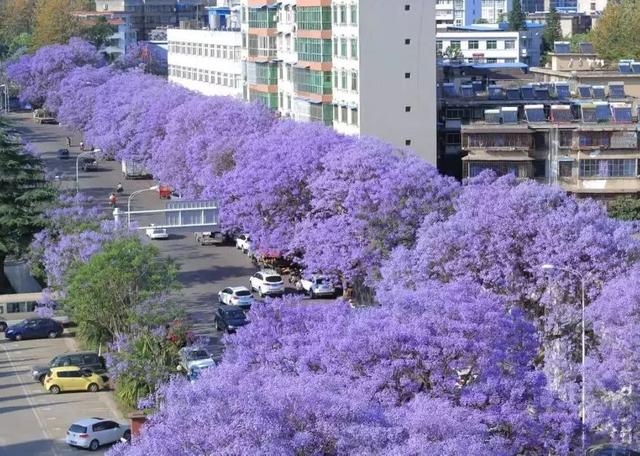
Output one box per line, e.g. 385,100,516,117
66,417,130,451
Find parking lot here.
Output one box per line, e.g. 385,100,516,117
0,333,121,455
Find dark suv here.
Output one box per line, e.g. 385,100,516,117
4,318,63,341
32,352,106,384
214,305,249,333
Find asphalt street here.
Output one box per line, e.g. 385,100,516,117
0,111,333,454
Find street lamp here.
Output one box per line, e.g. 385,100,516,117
0,84,8,113
128,185,159,227
75,150,95,193
541,263,586,451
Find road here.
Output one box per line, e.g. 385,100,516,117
1,112,332,455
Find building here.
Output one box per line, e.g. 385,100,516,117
460,87,640,196
481,0,511,24
73,11,137,58
577,0,607,14
527,11,592,38
167,6,242,97
96,0,210,40
234,0,436,164
436,0,481,29
531,45,640,98
331,0,437,163
437,24,543,67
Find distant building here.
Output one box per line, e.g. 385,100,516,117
577,0,608,14
481,0,512,24
95,0,209,40
73,11,137,58
527,11,592,38
436,0,482,29
437,23,544,67
167,5,242,97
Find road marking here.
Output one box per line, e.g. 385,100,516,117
0,344,60,456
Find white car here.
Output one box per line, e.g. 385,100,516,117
178,347,216,372
218,286,254,309
298,275,337,298
249,269,285,297
235,234,253,253
66,418,130,451
145,225,169,240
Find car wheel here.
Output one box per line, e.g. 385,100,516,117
218,295,223,304
49,385,61,394
308,289,314,299
123,430,131,443
0,322,6,332
215,321,221,331
38,374,46,384
48,331,58,339
259,288,264,298
15,334,22,341
89,439,99,451
88,383,99,393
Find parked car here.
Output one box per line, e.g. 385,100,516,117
145,225,169,240
57,148,70,159
0,316,6,332
249,269,285,297
178,347,216,372
235,234,253,253
218,286,253,309
32,351,106,384
587,445,640,456
66,418,131,451
214,305,249,333
4,318,64,341
80,157,98,171
44,366,107,394
297,275,337,298
195,231,228,246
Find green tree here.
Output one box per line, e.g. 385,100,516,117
443,45,464,60
0,125,56,291
0,0,36,57
80,16,116,49
474,18,489,24
63,237,181,346
542,7,563,52
608,196,640,221
31,0,91,49
508,0,527,31
590,0,640,61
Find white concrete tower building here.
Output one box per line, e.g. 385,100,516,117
332,0,437,164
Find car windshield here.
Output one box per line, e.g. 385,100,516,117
226,310,245,319
187,350,209,360
69,424,87,434
49,356,61,367
153,229,164,233
265,276,282,283
315,278,325,285
235,290,251,297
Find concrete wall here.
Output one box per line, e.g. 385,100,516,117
359,0,437,165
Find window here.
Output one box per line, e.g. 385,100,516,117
590,1,596,9
487,40,497,49
333,105,338,121
446,133,461,145
333,5,338,24
351,38,358,59
405,4,411,10
405,72,411,79
468,40,479,50
559,161,573,177
333,38,338,55
436,40,443,51
340,5,346,23
405,106,411,112
559,131,572,147
505,39,516,49
579,159,636,177
405,38,411,45
405,139,412,146
350,4,357,24
333,70,338,88
450,40,461,49
341,106,348,122
341,70,347,89
351,107,358,126
351,70,358,91
340,38,347,57
533,159,546,178
486,58,497,63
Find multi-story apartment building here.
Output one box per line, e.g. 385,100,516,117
460,85,640,196
481,0,511,23
331,0,437,163
167,6,243,97
436,0,480,29
73,11,137,57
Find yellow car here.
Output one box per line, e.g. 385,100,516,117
44,366,107,394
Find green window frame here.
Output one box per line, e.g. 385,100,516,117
296,6,332,30
293,68,332,95
295,38,332,62
248,7,277,28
